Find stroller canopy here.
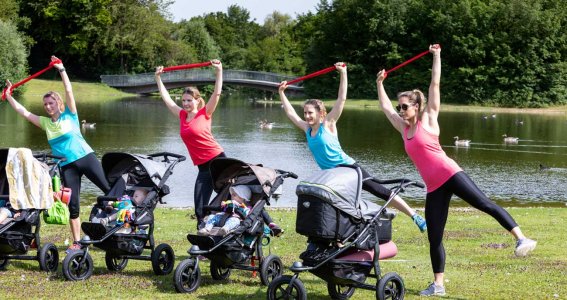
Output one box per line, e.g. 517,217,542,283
296,167,382,220
209,158,279,198
102,153,168,189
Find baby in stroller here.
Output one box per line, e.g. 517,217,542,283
198,185,252,236
0,201,20,224
91,188,148,231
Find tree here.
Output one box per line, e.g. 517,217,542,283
173,19,220,61
0,20,29,96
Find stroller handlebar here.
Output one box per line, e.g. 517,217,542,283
147,152,187,162
370,177,425,189
275,169,298,179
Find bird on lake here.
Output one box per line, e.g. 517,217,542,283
502,134,519,143
81,120,96,129
259,119,274,129
454,136,471,147
515,120,524,125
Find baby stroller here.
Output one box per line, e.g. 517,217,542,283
0,148,62,273
61,152,185,281
267,165,424,300
173,157,297,293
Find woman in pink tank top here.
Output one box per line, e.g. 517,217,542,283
376,44,536,296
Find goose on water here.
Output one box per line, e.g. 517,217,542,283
81,120,96,129
502,134,519,143
454,136,471,147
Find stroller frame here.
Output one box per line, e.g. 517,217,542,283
61,152,185,281
267,165,424,300
0,152,64,273
173,157,298,293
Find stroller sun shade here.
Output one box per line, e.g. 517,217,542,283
102,153,168,189
209,158,279,197
296,167,382,220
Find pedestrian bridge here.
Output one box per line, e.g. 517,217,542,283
100,69,304,94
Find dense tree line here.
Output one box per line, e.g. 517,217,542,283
1,0,565,107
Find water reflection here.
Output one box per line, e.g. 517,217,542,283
1,95,566,207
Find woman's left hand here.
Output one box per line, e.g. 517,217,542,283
5,79,12,91
376,69,387,83
335,62,347,73
211,59,222,71
51,55,64,70
429,44,441,55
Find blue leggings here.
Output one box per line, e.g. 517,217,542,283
426,171,518,273
61,153,110,219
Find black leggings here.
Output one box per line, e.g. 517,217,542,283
353,163,392,200
194,153,273,225
61,153,110,219
425,171,518,273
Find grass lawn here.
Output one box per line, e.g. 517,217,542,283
0,205,565,299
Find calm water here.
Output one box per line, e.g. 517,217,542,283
1,95,566,208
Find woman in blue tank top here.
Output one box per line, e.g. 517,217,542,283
278,62,426,232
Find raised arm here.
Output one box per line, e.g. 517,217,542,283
424,44,441,126
376,70,407,134
205,59,223,116
4,80,41,128
52,56,76,114
325,62,347,123
278,81,308,132
155,66,182,117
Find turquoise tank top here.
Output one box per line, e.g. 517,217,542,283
306,124,355,170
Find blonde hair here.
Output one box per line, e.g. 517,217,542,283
183,87,205,110
303,99,327,118
43,91,65,112
397,89,426,113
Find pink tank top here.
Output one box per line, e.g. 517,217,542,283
179,108,224,166
403,121,462,192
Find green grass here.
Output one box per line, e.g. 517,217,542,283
1,206,565,299
21,79,130,101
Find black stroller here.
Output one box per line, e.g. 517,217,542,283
61,152,185,281
0,149,63,273
267,165,424,300
173,158,297,293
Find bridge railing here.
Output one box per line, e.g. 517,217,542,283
100,69,300,88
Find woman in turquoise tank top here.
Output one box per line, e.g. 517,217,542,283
278,62,426,232
376,44,536,296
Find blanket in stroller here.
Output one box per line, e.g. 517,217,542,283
4,148,53,210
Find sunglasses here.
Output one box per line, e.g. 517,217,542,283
395,103,415,112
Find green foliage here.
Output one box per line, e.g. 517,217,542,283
173,19,220,61
0,20,28,96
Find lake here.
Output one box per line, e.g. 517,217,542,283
1,95,566,208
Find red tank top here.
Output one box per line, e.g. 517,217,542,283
179,108,223,166
403,121,462,192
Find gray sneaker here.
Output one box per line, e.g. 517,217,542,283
419,282,446,297
514,238,537,257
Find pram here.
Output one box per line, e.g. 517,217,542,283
0,149,62,273
267,165,424,300
173,157,297,293
61,152,185,281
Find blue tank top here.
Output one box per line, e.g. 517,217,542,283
306,124,355,170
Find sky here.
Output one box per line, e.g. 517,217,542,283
168,0,322,24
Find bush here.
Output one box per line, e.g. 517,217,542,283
0,20,28,96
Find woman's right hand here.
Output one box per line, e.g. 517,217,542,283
155,66,164,77
376,69,387,84
5,79,12,91
51,55,64,70
278,81,288,93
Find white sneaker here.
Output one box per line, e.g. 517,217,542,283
514,238,537,257
419,282,446,296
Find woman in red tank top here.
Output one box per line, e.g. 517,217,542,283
376,44,536,297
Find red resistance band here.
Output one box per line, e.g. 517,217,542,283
162,61,212,72
286,63,346,86
383,47,437,78
2,59,62,101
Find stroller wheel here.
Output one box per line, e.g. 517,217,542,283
328,282,356,299
105,252,129,271
151,243,175,275
260,254,283,286
173,258,201,293
267,275,307,300
62,251,93,281
0,258,10,271
210,261,231,280
376,272,405,300
38,243,59,273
